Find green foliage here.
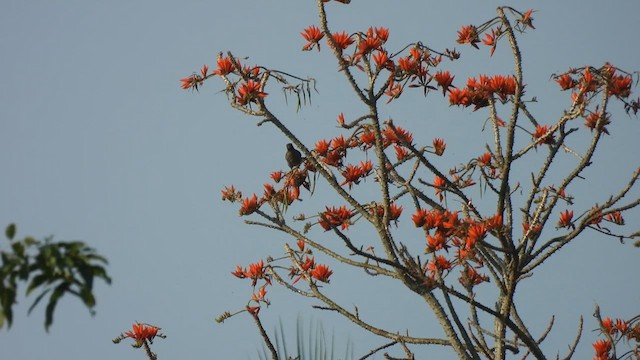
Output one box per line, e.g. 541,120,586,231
258,316,353,360
0,223,111,331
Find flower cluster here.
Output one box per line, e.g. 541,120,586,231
554,64,638,125
288,256,333,284
113,322,165,349
369,202,403,226
449,74,519,110
412,209,501,288
593,314,640,360
340,160,372,188
302,24,461,103
457,9,534,56
179,55,269,109
319,205,354,231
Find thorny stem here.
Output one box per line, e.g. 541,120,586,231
251,311,279,360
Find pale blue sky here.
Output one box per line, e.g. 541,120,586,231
1,1,639,359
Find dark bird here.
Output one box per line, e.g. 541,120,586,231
285,143,303,168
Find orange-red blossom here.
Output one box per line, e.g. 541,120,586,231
310,264,333,283
301,25,324,51
319,206,353,231
124,323,160,345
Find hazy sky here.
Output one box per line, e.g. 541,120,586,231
1,1,639,359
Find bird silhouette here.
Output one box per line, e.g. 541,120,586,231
285,143,303,168
285,143,310,190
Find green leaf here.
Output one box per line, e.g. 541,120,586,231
91,266,112,284
5,224,16,240
0,306,5,330
23,236,38,246
27,288,52,315
79,286,96,308
26,273,50,296
0,287,16,329
11,242,25,258
44,283,69,331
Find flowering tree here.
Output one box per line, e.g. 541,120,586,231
176,1,639,359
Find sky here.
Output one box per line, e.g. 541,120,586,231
1,1,639,359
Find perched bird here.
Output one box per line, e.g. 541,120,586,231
285,143,310,190
285,143,303,168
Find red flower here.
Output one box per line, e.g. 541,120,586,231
241,260,270,286
214,57,235,76
434,71,455,96
239,194,260,215
580,68,598,93
398,56,418,74
372,50,392,71
555,74,576,90
522,222,541,238
246,306,260,316
477,152,492,167
584,111,611,135
521,9,535,29
606,211,624,225
459,267,488,287
236,80,267,105
310,264,333,283
371,203,402,225
124,323,160,345
315,139,330,156
179,75,201,90
533,124,555,145
384,81,403,103
262,183,276,200
251,286,267,302
270,171,284,183
340,160,372,189
389,203,403,222
467,223,487,246
359,130,376,149
329,31,354,50
588,207,604,226
301,25,324,51
231,265,246,278
432,138,446,156
374,27,389,43
592,340,611,358
615,319,628,333
319,206,353,231
485,213,503,230
382,125,413,145
433,176,447,202
355,27,387,58
557,210,574,229
481,28,499,57
394,145,410,161
412,209,428,227
200,64,208,77
221,185,241,202
297,239,306,251
489,75,517,100
322,149,344,167
601,317,614,334
456,25,480,49
427,255,452,272
448,87,471,107
608,75,632,98
427,232,448,252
